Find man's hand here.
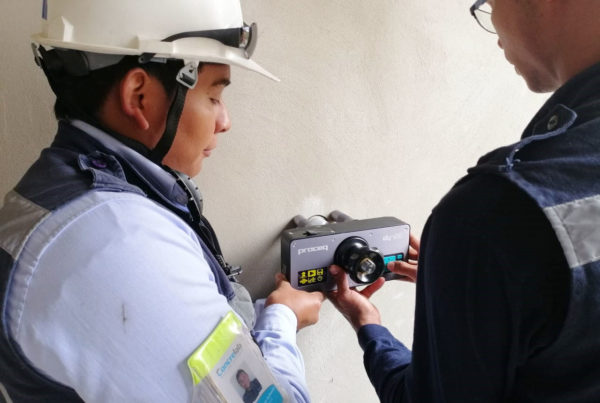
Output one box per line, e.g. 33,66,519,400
265,273,325,331
387,233,420,283
327,265,385,332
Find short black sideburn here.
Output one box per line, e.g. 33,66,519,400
52,55,185,121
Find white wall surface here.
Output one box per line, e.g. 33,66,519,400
1,0,546,402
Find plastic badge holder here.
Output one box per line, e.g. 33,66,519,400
188,311,288,403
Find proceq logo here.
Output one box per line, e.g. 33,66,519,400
297,245,328,255
382,232,404,242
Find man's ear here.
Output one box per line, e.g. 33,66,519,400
119,68,152,130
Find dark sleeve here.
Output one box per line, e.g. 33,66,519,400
358,325,412,402
359,174,569,402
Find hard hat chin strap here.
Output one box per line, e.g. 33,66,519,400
149,62,198,165
149,83,188,164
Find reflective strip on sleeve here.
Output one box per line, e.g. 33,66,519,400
544,194,600,269
0,191,50,260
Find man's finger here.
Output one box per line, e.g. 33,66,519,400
275,272,287,287
409,233,420,248
387,261,417,282
408,248,419,261
312,290,326,302
360,277,385,299
330,265,350,294
408,233,420,260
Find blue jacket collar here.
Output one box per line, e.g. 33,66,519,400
523,61,600,138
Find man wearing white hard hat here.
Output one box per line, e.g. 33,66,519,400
0,0,324,402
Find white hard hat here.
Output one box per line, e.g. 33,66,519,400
31,0,277,81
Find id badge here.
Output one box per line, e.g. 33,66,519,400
188,311,289,403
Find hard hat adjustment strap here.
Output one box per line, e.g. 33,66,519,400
176,62,199,89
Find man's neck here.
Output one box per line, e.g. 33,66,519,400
552,3,600,88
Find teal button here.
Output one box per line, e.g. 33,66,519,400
384,253,405,265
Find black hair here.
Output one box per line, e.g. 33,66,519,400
236,369,248,380
50,55,185,121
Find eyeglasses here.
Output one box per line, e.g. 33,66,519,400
139,22,258,64
470,0,496,34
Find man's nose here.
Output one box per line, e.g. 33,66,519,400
216,103,231,133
